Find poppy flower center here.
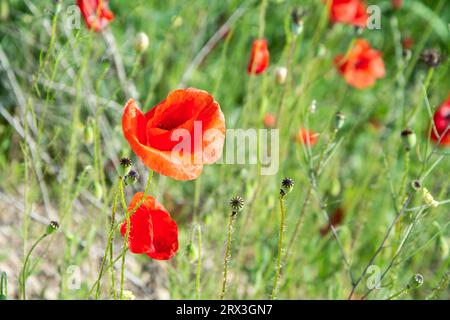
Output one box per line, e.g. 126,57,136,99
155,104,196,131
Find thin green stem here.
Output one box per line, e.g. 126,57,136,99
271,195,286,299
195,224,202,300
119,177,129,300
387,288,408,300
20,233,48,300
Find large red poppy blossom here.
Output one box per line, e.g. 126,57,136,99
120,192,178,260
334,39,385,89
122,88,225,180
327,0,368,28
430,94,450,146
77,0,114,32
247,39,270,75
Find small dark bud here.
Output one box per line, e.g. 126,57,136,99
119,157,133,177
281,177,294,196
401,128,416,151
411,180,421,191
46,221,59,235
125,169,139,186
407,274,424,290
229,196,245,214
420,49,441,68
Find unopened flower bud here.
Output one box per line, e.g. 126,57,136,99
94,181,103,200
291,8,304,36
229,196,245,214
83,124,94,146
309,100,317,114
125,169,139,186
401,128,416,151
281,177,294,196
46,221,59,235
334,112,345,130
263,113,276,128
122,290,136,300
411,180,421,191
275,67,288,85
119,158,133,177
420,49,442,68
421,187,439,208
407,274,423,290
135,32,149,53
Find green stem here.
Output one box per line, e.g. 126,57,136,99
195,224,202,300
220,213,237,299
20,233,48,300
119,177,129,300
1,271,8,299
271,194,286,299
387,288,408,300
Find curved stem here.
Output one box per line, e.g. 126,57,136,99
20,233,47,300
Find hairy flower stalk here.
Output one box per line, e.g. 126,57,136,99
119,176,130,300
271,179,293,299
220,197,244,299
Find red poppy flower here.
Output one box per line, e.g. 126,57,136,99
334,39,385,89
430,94,450,146
247,39,270,75
122,88,225,181
295,128,319,146
392,0,403,10
320,207,345,236
77,0,114,32
120,192,178,260
327,0,368,28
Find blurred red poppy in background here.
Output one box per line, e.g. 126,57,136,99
392,0,403,10
263,113,276,128
247,39,270,75
320,207,345,236
121,192,178,260
430,94,450,146
334,39,385,89
77,0,114,32
122,88,225,180
327,0,368,28
295,128,319,146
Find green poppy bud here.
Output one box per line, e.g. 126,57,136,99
94,181,103,200
407,274,423,290
83,125,94,146
334,112,346,131
401,128,416,151
135,32,149,53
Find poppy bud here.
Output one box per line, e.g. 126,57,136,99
125,169,139,186
83,124,94,146
135,32,149,53
94,181,103,200
334,112,346,130
392,0,403,10
263,113,276,128
400,128,416,151
119,157,133,177
407,274,423,290
46,221,59,235
420,49,441,68
280,177,294,196
290,8,304,36
229,196,245,214
0,271,7,300
309,100,317,114
275,67,288,85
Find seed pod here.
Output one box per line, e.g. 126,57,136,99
401,128,416,151
280,177,294,196
46,221,59,235
420,49,441,68
290,8,304,36
229,196,245,214
119,158,133,177
407,274,424,290
125,169,139,186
